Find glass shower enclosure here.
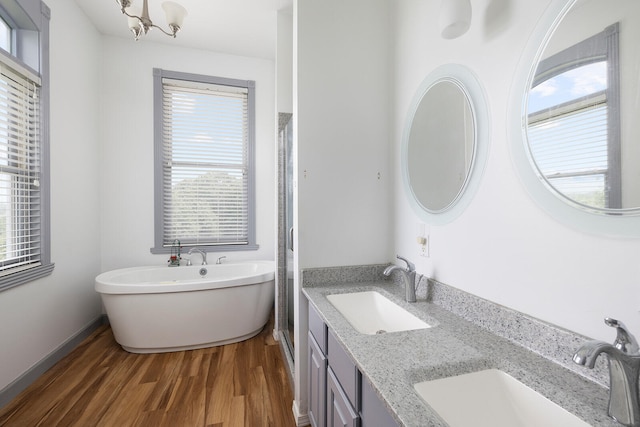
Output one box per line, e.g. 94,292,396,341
278,113,295,365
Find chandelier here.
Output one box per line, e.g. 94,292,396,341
116,0,187,41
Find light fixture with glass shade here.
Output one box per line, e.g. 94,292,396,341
439,0,472,39
116,0,187,41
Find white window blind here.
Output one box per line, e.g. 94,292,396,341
0,61,42,275
160,77,250,247
528,102,608,208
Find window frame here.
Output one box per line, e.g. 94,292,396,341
151,68,258,254
0,0,52,292
0,14,11,52
528,23,621,209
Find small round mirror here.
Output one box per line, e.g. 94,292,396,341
402,64,488,224
407,80,474,212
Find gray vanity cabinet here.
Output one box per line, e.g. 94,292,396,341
308,302,400,427
327,367,358,427
326,328,359,427
309,305,328,427
309,332,327,427
327,330,358,407
360,375,399,427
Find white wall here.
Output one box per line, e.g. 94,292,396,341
98,37,276,272
0,0,103,391
292,0,391,420
277,10,293,114
295,0,391,269
392,0,640,342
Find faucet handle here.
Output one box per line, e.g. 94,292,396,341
396,255,415,272
605,318,640,354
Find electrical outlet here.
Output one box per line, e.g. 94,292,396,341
417,223,430,258
419,235,429,257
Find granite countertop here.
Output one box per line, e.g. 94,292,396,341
302,280,617,427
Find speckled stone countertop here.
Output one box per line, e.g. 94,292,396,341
302,276,617,427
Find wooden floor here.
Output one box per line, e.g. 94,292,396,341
0,313,298,427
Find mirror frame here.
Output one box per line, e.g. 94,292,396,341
509,0,640,238
402,63,489,225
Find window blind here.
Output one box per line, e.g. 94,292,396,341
0,61,42,275
161,78,250,247
528,101,608,208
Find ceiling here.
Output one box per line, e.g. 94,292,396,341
73,0,293,60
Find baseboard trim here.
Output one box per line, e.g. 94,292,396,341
292,400,310,426
0,314,108,410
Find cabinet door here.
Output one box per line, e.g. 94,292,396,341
360,375,399,427
327,368,358,427
309,332,327,427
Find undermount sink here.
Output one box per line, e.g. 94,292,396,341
414,369,590,427
326,291,431,335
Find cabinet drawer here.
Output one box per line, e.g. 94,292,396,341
309,303,328,354
327,328,359,408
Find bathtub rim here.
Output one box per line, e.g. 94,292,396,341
95,260,275,295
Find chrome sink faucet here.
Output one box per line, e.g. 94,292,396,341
383,255,417,303
186,248,207,266
573,318,640,426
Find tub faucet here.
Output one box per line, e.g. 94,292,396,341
383,255,416,303
573,318,640,426
187,248,208,266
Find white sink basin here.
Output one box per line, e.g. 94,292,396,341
414,369,590,427
326,291,431,335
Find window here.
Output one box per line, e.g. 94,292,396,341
152,69,258,253
0,16,10,52
0,0,52,292
527,24,620,209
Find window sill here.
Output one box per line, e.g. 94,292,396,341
150,244,260,255
0,263,55,292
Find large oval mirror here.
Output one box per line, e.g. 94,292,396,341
526,0,640,215
510,0,640,236
403,64,489,224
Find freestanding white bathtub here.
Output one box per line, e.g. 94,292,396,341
95,260,275,354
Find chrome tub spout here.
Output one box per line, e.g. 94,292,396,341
187,247,208,266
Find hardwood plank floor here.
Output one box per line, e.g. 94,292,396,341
0,313,298,427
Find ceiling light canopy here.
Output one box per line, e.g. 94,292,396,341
116,0,187,41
